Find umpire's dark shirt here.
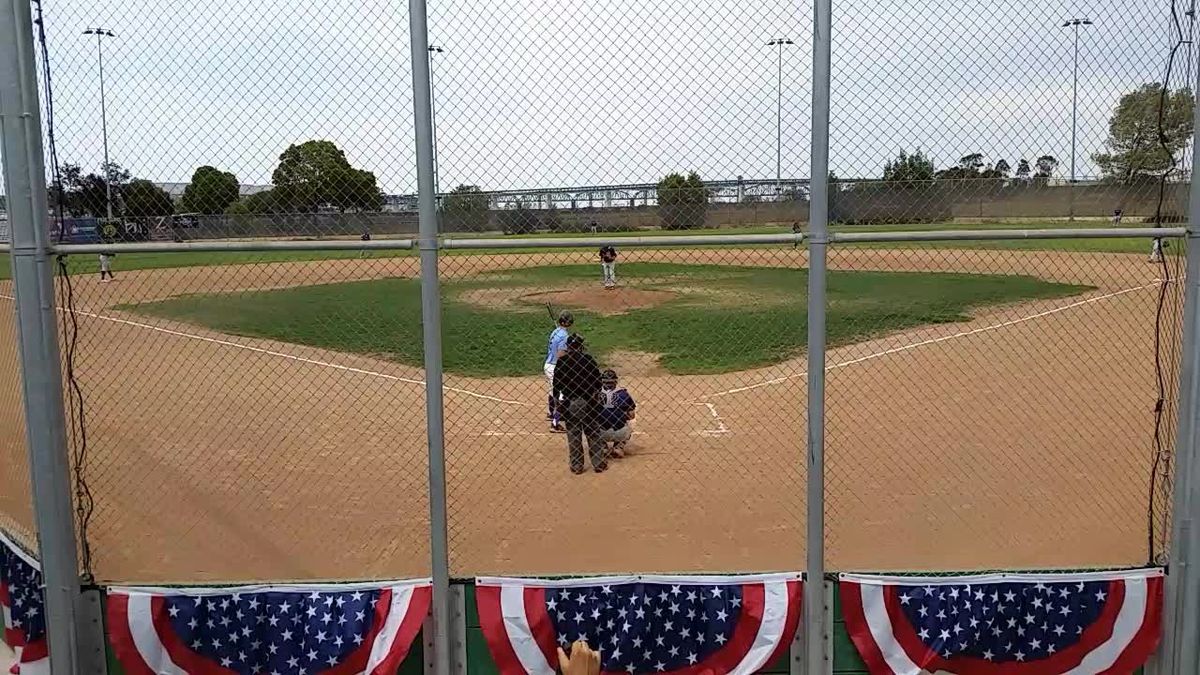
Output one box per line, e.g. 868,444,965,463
553,350,601,402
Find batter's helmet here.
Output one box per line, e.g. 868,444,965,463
558,310,575,326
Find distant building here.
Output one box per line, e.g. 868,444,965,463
383,194,418,212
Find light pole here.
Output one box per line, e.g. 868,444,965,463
84,27,116,220
767,38,794,198
1062,18,1092,221
427,45,444,202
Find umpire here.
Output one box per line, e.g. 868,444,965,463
552,333,607,474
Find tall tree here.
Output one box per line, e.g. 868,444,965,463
656,171,708,229
882,150,935,184
227,190,278,215
48,162,130,217
935,154,982,181
1034,155,1059,178
102,161,131,190
498,202,540,235
181,166,240,215
1093,83,1194,181
123,179,174,218
48,163,84,215
992,159,1011,176
958,153,985,172
441,184,491,230
335,168,385,212
1015,159,1032,181
271,140,383,212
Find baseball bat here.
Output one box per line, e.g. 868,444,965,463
546,302,556,322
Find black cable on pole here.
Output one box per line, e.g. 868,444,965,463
1147,0,1190,565
31,0,95,581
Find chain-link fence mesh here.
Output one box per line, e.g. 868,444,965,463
830,0,1195,226
0,290,35,553
33,0,417,241
53,253,430,582
439,247,809,575
824,239,1185,572
0,0,1193,585
822,0,1193,571
424,0,811,233
19,0,430,582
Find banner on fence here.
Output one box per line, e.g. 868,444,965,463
476,573,802,675
839,568,1163,675
0,532,45,675
106,578,431,675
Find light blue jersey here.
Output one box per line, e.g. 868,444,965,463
546,326,569,364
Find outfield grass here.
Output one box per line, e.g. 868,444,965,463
128,263,1088,377
1,249,406,280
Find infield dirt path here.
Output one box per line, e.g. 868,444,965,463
0,247,1178,582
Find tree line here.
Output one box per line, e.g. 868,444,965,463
880,150,1060,185
38,82,1190,229
48,139,384,220
880,81,1194,186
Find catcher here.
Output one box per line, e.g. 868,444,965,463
597,369,636,458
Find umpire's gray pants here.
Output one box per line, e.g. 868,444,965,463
564,398,604,472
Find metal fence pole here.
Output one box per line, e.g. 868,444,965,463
0,0,91,673
805,0,832,670
408,0,452,672
1162,48,1200,675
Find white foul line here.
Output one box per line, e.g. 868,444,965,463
1,294,531,407
700,281,1161,400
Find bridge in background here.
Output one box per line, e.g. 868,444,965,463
383,176,812,211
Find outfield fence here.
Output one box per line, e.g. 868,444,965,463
5,0,1200,671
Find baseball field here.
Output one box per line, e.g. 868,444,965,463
0,226,1181,583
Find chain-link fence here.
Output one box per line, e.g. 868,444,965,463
0,289,34,553
439,246,810,575
12,232,1178,583
49,252,431,582
0,0,1193,600
825,240,1185,572
830,0,1195,226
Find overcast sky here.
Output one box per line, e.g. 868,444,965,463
13,0,1195,194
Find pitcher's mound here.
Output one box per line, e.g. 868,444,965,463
523,287,676,315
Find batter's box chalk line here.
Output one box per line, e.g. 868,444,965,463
690,402,731,437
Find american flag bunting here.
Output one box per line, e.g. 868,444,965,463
107,578,430,675
839,568,1162,674
477,573,802,674
0,531,46,675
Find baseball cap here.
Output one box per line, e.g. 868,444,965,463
601,369,618,382
558,310,574,326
